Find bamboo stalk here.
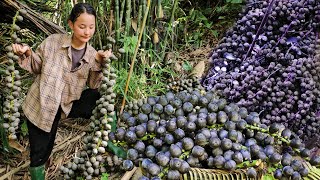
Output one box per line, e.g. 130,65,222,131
160,0,179,61
124,0,132,69
96,7,103,50
119,0,151,121
124,0,131,36
132,0,136,19
157,0,161,19
115,0,120,42
141,0,146,48
119,0,126,27
149,0,156,64
108,0,113,34
136,0,142,36
114,0,121,69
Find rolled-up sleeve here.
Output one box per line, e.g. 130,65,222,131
18,41,46,74
88,60,103,89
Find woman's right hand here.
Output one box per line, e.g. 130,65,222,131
12,44,31,57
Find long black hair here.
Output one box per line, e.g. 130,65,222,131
68,3,96,23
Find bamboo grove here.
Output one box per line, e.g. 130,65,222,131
0,0,243,102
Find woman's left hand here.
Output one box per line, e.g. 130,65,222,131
96,49,112,64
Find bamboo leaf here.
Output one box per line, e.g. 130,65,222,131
158,4,164,18
131,18,138,32
231,0,243,4
152,31,159,44
107,140,126,159
190,60,205,78
8,139,25,153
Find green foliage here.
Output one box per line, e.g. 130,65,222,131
20,120,29,137
182,61,192,72
101,173,109,180
262,174,274,180
119,35,138,55
173,1,243,48
107,140,126,159
226,0,243,4
114,61,176,101
114,68,146,101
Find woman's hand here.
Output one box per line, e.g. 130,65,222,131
12,44,31,57
96,49,112,64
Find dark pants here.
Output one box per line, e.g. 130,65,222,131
27,89,100,167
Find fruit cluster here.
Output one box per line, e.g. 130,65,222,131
2,9,27,140
59,38,123,179
166,76,204,93
112,89,319,179
202,0,320,142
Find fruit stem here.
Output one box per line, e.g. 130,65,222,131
179,150,190,159
207,124,224,130
139,133,156,141
246,125,303,155
236,159,262,169
158,166,169,178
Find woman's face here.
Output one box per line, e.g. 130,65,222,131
68,12,95,44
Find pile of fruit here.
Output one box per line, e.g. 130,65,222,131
202,0,320,142
113,89,320,179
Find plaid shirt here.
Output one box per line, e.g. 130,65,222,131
18,34,103,132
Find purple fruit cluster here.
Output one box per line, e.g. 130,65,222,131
202,0,320,142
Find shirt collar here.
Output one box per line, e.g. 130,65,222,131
61,34,90,63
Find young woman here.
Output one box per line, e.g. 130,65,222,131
12,3,111,179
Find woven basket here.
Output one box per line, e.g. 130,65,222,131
181,167,263,180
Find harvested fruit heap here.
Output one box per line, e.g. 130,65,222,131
202,0,320,142
2,9,27,140
124,76,204,117
166,76,204,93
113,89,320,180
59,39,122,180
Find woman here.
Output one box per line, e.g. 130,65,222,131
12,3,111,179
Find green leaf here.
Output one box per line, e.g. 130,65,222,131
20,120,28,136
230,0,243,3
262,173,275,180
182,61,192,71
122,35,138,54
107,140,127,159
106,112,126,159
109,113,117,133
267,166,277,173
211,30,219,38
101,172,109,180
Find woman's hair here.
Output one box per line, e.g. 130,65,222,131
68,3,96,23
